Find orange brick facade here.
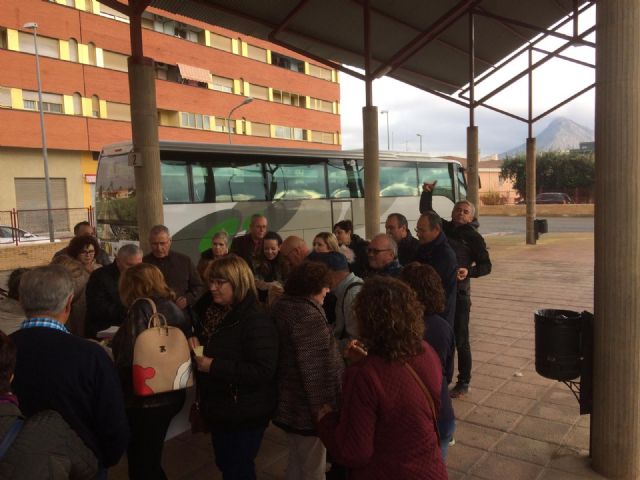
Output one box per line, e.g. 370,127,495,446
0,0,342,211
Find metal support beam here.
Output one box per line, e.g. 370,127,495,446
525,48,536,245
466,11,480,212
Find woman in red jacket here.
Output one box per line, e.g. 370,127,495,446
317,276,447,480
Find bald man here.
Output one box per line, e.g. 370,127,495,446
279,236,310,271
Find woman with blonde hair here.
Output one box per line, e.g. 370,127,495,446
317,276,446,480
312,232,340,253
191,254,279,479
111,263,193,480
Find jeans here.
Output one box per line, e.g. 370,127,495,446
454,291,472,384
284,432,326,480
211,427,266,480
437,418,456,460
126,400,184,480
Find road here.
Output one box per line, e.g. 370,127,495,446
478,216,594,235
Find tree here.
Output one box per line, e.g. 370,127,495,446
500,151,595,201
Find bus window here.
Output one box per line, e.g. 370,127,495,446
418,163,454,201
161,161,190,203
457,167,468,200
328,159,363,198
212,163,265,202
379,162,418,197
269,163,327,200
192,164,214,203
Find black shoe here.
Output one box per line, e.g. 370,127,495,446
449,382,469,398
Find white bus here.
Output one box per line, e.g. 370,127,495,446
96,141,467,260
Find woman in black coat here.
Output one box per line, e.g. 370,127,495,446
333,219,369,277
192,254,279,480
112,263,194,480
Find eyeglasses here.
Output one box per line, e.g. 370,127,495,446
367,248,391,255
80,249,95,255
414,227,428,233
209,278,229,288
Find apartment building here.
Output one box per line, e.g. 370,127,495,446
0,0,341,213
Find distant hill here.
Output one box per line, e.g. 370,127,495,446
499,117,594,159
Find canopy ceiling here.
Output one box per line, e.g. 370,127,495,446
150,0,590,96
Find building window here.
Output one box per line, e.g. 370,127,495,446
311,97,333,113
18,32,60,59
106,101,131,121
308,63,333,81
273,89,303,107
22,91,64,113
311,130,335,144
215,118,229,132
88,42,97,65
251,122,270,138
247,44,267,62
91,95,100,118
68,38,78,62
1,28,8,50
0,87,11,108
211,33,232,52
271,52,304,73
103,50,128,72
211,75,233,93
181,112,210,130
72,92,82,115
99,3,129,22
249,84,268,101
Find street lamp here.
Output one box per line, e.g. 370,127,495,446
227,97,253,144
416,133,423,152
380,110,390,151
23,22,55,243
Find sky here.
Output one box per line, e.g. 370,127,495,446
339,6,595,157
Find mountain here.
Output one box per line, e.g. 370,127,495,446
499,117,594,158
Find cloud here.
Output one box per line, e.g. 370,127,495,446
339,7,595,156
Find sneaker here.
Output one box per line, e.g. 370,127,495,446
449,382,469,398
448,438,456,447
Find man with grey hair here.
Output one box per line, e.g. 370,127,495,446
421,181,492,398
363,234,402,277
10,265,129,472
86,243,143,338
143,225,204,317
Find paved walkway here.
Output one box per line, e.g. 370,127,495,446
106,232,602,479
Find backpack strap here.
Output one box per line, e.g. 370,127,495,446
341,281,363,318
132,297,168,329
404,363,440,444
0,418,24,461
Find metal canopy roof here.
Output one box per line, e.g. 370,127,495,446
150,0,589,96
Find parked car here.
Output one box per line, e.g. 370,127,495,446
0,225,55,245
535,193,574,204
516,193,574,205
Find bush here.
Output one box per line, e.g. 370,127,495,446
480,191,505,205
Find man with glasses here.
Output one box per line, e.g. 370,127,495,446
143,225,204,319
421,182,492,398
363,234,402,278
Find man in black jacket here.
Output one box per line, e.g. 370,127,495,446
143,225,205,319
421,182,492,398
385,213,420,265
414,212,458,328
85,243,142,338
229,214,268,272
11,265,129,472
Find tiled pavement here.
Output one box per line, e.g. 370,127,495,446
108,231,604,479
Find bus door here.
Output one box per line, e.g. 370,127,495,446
331,199,353,228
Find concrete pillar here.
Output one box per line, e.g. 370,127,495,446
363,106,380,239
466,126,479,213
128,56,163,253
592,2,640,478
525,137,536,245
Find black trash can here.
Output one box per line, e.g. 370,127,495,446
534,219,548,235
535,309,583,381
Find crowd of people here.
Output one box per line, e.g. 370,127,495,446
0,184,491,479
